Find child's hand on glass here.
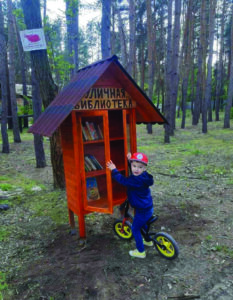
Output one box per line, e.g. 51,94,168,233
106,160,116,171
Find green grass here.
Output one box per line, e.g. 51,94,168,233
0,129,34,144
0,183,14,191
25,190,67,225
0,226,11,242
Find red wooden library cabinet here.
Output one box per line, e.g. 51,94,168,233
29,55,167,238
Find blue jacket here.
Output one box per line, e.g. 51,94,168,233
111,169,154,211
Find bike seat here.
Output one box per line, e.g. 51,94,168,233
146,215,158,225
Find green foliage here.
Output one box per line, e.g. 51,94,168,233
211,245,233,258
0,273,8,295
0,183,13,191
17,96,33,116
13,8,26,30
0,226,10,242
230,107,233,119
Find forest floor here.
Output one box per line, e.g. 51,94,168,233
1,117,233,300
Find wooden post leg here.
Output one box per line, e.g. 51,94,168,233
68,209,76,235
78,212,86,238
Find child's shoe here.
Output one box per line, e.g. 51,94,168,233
129,249,146,258
143,239,153,247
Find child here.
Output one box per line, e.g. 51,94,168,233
107,152,154,258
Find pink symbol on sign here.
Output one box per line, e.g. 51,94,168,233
25,34,40,42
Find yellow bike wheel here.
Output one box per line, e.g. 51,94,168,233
113,220,133,240
154,232,179,260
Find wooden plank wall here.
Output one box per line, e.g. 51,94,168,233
60,115,80,215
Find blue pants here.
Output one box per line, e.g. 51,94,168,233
132,207,153,253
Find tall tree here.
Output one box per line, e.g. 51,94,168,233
65,0,79,77
7,0,21,143
117,2,128,68
21,0,65,189
138,3,146,91
128,0,136,77
223,4,233,128
215,0,226,121
101,0,111,58
164,0,173,143
202,0,217,133
170,0,181,135
192,0,206,126
0,1,10,153
31,67,46,168
13,13,28,128
181,0,193,129
146,0,156,134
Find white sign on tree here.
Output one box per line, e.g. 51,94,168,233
20,28,47,52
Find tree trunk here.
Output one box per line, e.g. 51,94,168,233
164,0,173,143
101,0,111,59
13,14,28,128
215,0,226,121
0,1,10,153
66,0,79,77
203,0,217,133
7,0,21,143
193,1,206,125
21,0,65,189
128,0,136,78
223,4,233,128
146,0,156,134
170,0,181,135
181,0,193,129
117,3,127,68
31,67,46,168
207,0,217,123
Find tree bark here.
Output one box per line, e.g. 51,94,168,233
0,1,10,153
181,0,193,129
65,0,79,77
7,0,21,143
128,0,136,78
21,0,65,189
146,0,156,134
202,0,217,133
31,67,46,168
170,0,181,135
13,14,28,128
117,3,127,68
164,0,173,143
193,0,206,125
101,0,111,59
215,0,226,121
223,4,233,128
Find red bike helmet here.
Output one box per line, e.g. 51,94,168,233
130,152,148,165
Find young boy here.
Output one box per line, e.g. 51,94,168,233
106,152,154,258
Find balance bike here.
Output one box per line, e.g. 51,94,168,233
113,201,179,260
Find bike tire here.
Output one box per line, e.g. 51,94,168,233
154,232,179,260
113,219,133,240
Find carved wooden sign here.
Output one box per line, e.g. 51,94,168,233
74,88,136,110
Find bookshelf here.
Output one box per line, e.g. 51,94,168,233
75,109,136,214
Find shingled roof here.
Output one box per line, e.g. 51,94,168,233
28,55,167,137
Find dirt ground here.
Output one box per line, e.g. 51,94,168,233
1,122,233,300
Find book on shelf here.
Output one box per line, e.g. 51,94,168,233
86,121,99,140
86,177,100,201
85,155,97,171
82,121,103,141
82,123,93,141
84,154,103,171
97,124,103,139
87,154,103,170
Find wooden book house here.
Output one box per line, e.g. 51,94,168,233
29,55,167,238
